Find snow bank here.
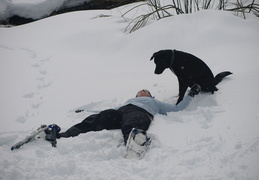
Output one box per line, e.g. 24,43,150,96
0,0,91,21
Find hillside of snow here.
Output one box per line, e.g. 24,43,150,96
0,2,259,180
0,0,92,21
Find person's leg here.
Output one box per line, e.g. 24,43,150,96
121,113,151,144
58,109,122,138
93,109,122,131
118,105,151,144
57,114,97,138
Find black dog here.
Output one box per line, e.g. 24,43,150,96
150,49,232,104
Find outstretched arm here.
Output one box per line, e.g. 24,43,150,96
158,84,201,115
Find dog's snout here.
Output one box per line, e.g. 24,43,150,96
155,68,163,74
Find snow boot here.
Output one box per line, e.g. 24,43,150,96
45,124,61,147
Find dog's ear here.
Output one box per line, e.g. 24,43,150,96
150,53,156,61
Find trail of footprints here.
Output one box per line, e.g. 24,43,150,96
17,48,52,123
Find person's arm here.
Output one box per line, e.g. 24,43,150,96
158,84,201,115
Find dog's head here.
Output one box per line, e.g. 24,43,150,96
150,50,173,74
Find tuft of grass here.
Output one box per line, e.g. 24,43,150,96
122,0,259,33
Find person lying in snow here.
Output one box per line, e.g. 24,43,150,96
48,84,201,146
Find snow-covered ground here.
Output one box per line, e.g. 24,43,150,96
0,0,92,21
0,2,259,179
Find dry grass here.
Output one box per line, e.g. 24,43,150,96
122,0,258,33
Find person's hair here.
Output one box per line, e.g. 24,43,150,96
146,90,152,97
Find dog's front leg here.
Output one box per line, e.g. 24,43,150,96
176,78,188,104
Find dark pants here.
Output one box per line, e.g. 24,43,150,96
58,105,152,144
118,104,152,144
58,109,122,138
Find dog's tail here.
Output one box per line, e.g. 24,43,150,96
214,71,233,85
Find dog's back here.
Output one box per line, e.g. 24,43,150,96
172,50,217,92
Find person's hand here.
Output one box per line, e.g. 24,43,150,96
188,84,201,97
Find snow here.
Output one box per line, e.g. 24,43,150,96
1,1,259,179
0,0,92,21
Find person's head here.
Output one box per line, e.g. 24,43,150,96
136,89,152,97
